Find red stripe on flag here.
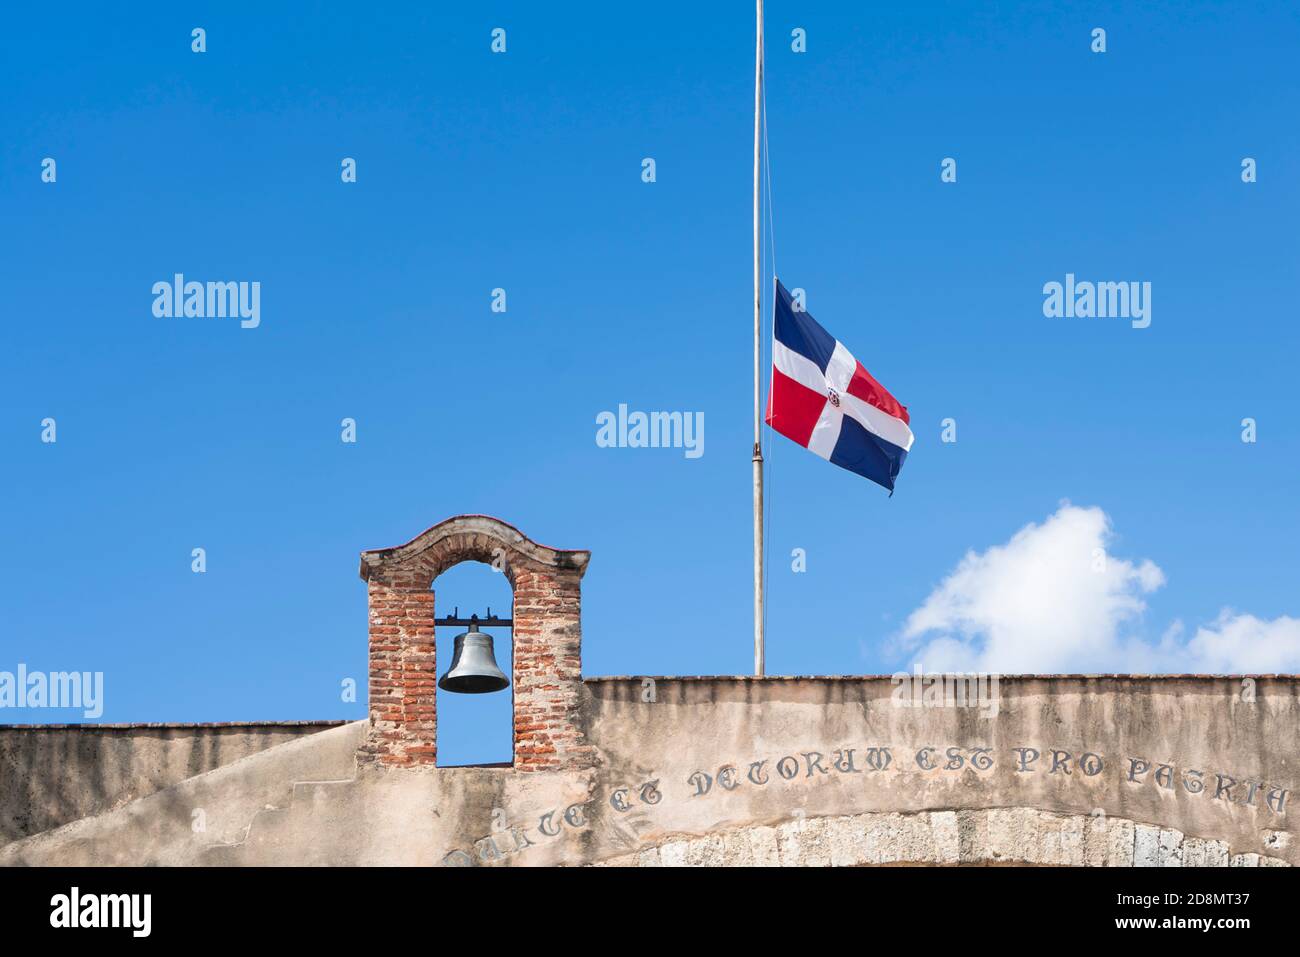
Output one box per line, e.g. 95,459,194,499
845,360,909,425
765,368,827,447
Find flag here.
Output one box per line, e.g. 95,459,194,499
765,280,914,492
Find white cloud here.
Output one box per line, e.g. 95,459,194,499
1183,612,1300,673
898,503,1300,674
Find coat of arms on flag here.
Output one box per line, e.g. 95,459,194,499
765,279,914,492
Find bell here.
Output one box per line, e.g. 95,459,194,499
438,624,510,694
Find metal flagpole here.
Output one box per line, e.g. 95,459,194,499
752,0,765,677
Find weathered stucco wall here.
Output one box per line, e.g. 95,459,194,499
2,677,1294,866
571,675,1297,867
0,721,344,843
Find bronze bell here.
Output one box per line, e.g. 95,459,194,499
438,622,509,694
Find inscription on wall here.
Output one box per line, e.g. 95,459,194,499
441,742,1291,865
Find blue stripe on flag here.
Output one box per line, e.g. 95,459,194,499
829,414,909,492
774,280,837,375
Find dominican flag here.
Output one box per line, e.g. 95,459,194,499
765,280,914,492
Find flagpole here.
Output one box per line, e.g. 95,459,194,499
752,0,765,677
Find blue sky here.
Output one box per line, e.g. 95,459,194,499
2,2,1298,764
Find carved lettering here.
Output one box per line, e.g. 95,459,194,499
1013,748,1040,773
863,748,892,772
832,748,861,773
1213,774,1237,803
440,738,1293,864
688,770,713,797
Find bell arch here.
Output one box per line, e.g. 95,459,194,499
356,515,593,770
430,562,513,765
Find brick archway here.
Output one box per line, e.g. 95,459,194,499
357,515,593,770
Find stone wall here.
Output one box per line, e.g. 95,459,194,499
591,809,1290,867
2,676,1294,866
574,675,1296,867
0,721,343,843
